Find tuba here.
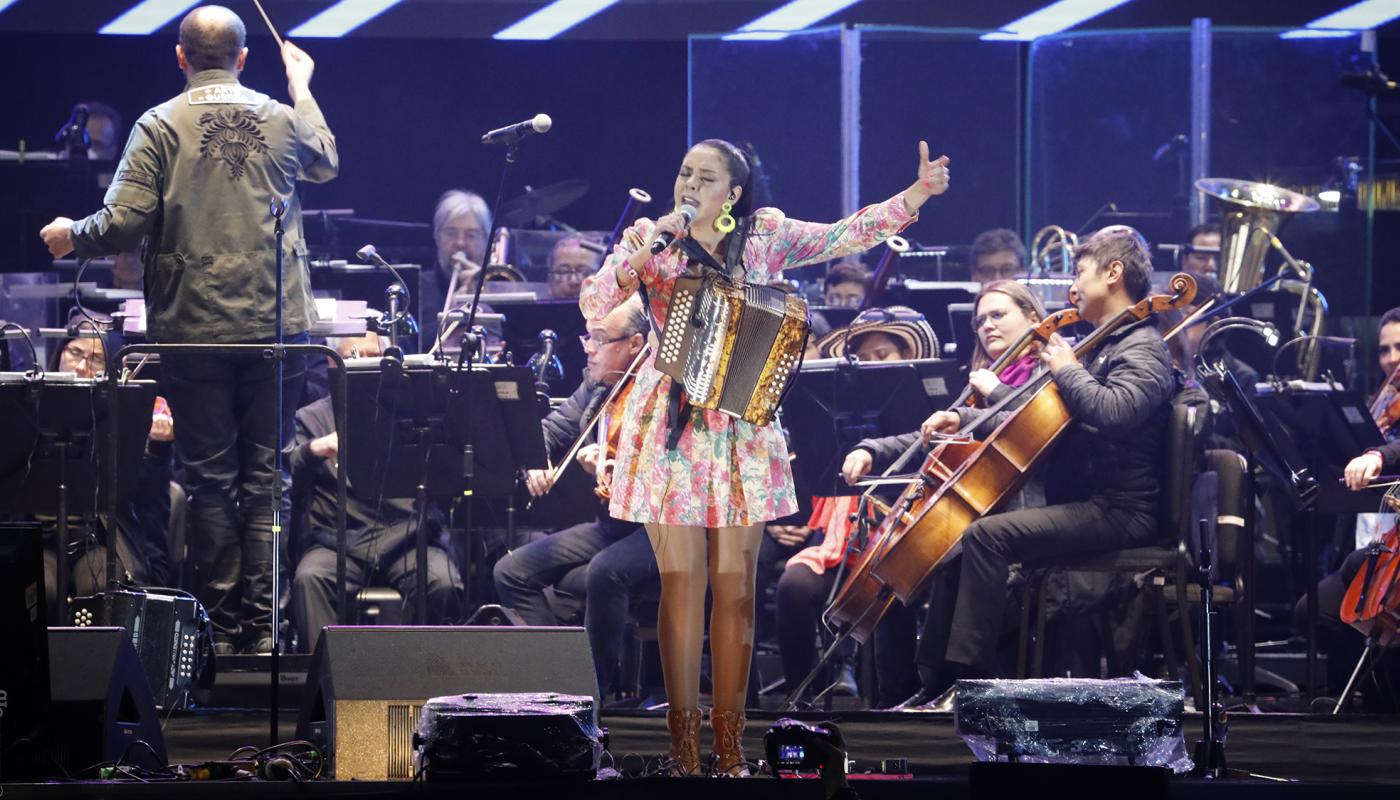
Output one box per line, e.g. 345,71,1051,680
1029,225,1079,275
1195,178,1326,379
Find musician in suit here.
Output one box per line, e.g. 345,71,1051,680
894,226,1175,711
491,297,657,698
580,137,948,775
420,189,491,350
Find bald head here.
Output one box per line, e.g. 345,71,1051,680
178,5,246,72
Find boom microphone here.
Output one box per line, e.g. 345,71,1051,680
481,114,552,146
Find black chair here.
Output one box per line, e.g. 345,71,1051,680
1016,402,1206,705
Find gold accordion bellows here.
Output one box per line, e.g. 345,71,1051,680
655,274,809,426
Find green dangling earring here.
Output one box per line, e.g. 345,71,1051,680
714,201,737,234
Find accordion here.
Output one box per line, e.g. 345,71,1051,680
655,274,809,426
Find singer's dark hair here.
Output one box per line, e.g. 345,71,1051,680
693,138,758,218
179,6,246,72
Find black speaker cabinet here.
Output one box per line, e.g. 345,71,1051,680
0,523,47,780
296,625,597,780
46,627,167,775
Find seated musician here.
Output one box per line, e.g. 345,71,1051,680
41,332,173,619
1181,222,1222,281
878,226,1174,710
775,307,941,703
421,189,492,351
492,296,661,698
547,235,605,300
970,228,1028,287
822,261,870,309
289,331,462,653
838,283,1046,706
1293,311,1400,709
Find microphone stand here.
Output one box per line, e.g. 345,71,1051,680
450,139,520,615
269,198,288,747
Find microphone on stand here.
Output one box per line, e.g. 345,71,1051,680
481,114,552,146
357,243,411,368
651,203,697,254
55,104,91,159
527,329,563,415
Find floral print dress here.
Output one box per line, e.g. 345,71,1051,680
579,194,917,527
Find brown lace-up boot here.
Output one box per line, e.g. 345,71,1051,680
709,708,748,777
665,707,704,776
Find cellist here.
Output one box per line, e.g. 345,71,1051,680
890,226,1177,711
1290,310,1400,710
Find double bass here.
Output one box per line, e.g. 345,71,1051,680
825,274,1198,641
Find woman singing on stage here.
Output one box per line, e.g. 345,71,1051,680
579,138,949,775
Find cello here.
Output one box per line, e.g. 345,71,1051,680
822,305,1085,642
826,274,1197,640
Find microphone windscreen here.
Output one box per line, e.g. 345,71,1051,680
356,244,377,262
678,203,698,225
533,113,553,133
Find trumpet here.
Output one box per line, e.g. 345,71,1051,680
1029,224,1078,276
607,188,652,253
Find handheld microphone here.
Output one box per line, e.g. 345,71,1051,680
650,204,697,254
481,114,552,146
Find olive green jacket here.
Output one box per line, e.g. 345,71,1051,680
70,69,338,343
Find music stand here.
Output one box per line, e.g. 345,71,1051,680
495,300,589,390
782,359,937,500
336,361,547,622
0,377,156,625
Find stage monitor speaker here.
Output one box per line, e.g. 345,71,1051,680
0,523,48,780
296,625,597,780
46,627,168,776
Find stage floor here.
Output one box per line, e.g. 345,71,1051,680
52,705,1400,783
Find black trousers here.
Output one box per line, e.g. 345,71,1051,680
929,500,1158,676
162,336,307,643
291,543,461,652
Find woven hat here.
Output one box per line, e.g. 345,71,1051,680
816,305,939,360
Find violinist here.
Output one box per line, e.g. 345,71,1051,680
839,281,1046,707
1370,307,1400,441
491,297,658,697
890,226,1175,711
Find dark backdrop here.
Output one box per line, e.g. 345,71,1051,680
0,33,691,239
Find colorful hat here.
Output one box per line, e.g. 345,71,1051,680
816,305,940,360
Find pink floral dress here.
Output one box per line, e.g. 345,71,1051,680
579,194,917,527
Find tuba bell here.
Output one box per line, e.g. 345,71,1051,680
1195,178,1327,379
1029,225,1079,275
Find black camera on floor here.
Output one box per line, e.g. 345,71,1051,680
764,718,845,772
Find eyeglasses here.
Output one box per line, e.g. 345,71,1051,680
550,268,591,280
974,265,1022,280
974,309,1012,328
580,334,631,352
62,345,98,364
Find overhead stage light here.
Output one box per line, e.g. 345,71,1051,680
981,0,1135,41
494,0,623,40
288,0,405,38
0,0,21,15
1281,0,1400,38
730,0,864,39
99,0,199,35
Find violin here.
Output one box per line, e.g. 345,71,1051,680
528,344,650,507
594,372,637,501
1370,360,1400,437
825,273,1198,642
